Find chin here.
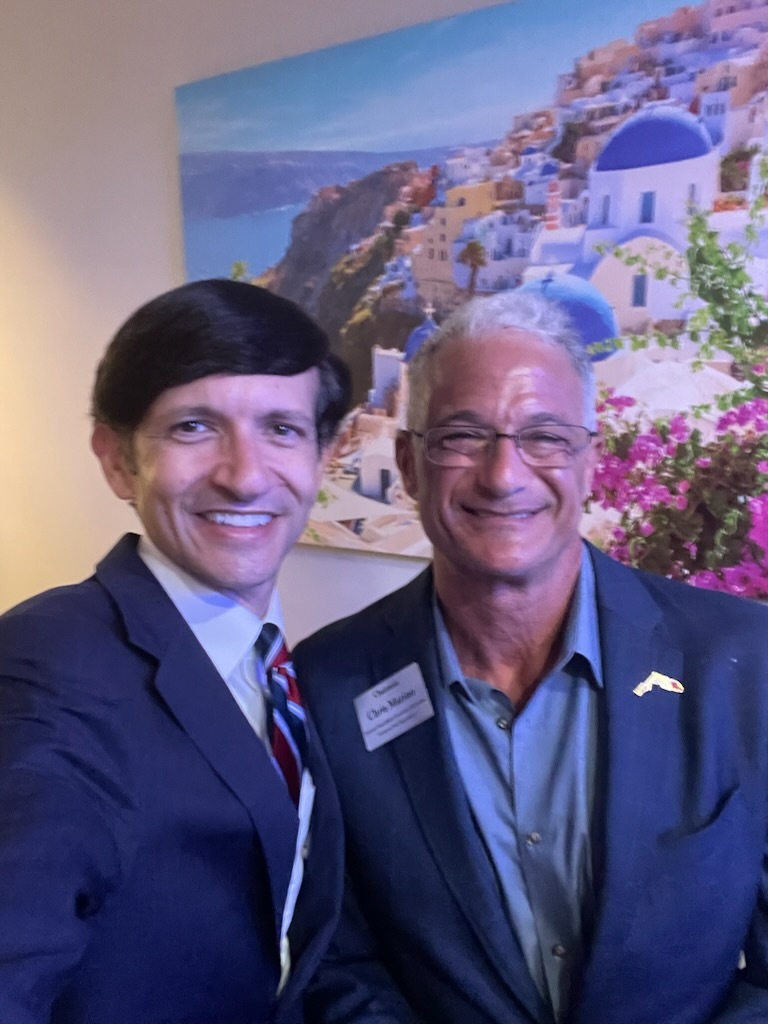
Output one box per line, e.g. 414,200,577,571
486,564,535,585
449,551,532,584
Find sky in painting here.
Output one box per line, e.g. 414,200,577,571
176,0,683,154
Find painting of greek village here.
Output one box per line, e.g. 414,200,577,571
177,0,768,597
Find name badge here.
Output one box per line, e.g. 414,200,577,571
354,662,435,752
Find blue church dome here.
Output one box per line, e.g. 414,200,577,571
595,105,712,172
518,273,619,361
521,144,538,155
404,311,438,362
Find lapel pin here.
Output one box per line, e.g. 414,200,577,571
633,671,685,697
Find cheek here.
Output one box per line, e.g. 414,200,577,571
420,473,458,522
541,465,588,507
286,455,325,503
132,460,193,513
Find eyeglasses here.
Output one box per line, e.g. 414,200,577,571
410,424,598,469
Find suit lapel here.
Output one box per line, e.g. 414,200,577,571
377,571,547,1023
151,637,298,932
96,536,298,941
572,549,684,1021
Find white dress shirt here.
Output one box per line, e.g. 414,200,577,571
139,535,281,739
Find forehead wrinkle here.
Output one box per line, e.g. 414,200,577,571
432,409,486,427
149,402,218,421
429,335,589,433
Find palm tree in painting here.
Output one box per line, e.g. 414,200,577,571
457,240,487,296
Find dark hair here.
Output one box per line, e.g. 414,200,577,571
91,278,351,445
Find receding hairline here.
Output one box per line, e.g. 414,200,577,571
434,323,574,351
406,322,597,432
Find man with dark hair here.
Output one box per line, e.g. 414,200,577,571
0,279,350,1024
296,289,768,1024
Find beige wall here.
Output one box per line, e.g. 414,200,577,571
0,0,498,640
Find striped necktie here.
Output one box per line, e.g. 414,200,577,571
255,623,307,805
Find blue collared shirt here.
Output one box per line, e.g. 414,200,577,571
434,546,603,1022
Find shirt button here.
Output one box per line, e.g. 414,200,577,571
495,717,511,731
525,832,542,847
552,944,567,959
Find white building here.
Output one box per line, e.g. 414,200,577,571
359,436,398,502
370,255,418,302
587,104,719,329
514,147,561,206
528,104,720,332
452,208,537,293
444,147,491,186
367,346,403,411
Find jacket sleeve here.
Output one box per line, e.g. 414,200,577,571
0,615,132,1022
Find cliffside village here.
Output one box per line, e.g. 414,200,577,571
304,0,768,555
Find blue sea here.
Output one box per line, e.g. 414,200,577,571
182,203,305,281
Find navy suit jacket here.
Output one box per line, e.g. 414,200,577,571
295,545,768,1024
0,534,343,1024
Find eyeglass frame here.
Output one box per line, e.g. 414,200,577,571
407,423,599,469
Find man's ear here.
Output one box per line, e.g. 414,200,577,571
395,430,419,501
319,439,335,472
91,423,137,502
580,431,604,502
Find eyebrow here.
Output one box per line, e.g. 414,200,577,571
433,410,486,426
435,410,572,427
157,404,217,421
150,404,316,427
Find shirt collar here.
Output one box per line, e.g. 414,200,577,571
433,543,603,696
562,544,603,687
138,535,284,681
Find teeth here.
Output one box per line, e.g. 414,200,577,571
474,510,535,518
204,512,273,527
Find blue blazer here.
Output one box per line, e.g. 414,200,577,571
0,534,343,1024
295,545,768,1024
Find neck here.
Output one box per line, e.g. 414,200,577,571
434,546,582,706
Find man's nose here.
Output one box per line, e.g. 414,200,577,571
210,432,271,497
477,434,532,493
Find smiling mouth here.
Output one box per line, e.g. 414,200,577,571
468,507,543,519
202,512,275,527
